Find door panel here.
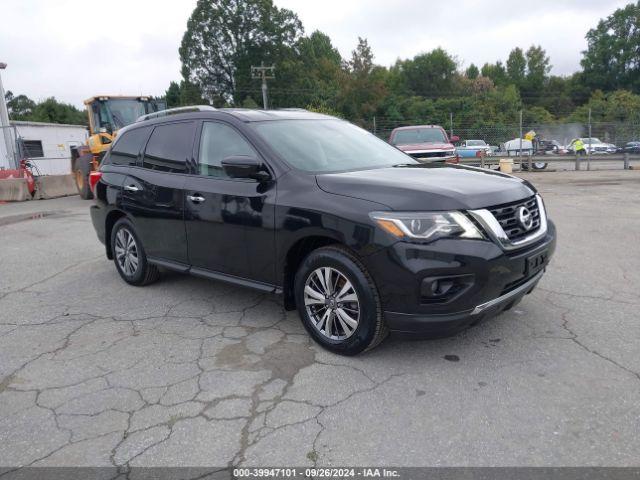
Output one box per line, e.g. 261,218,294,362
122,168,188,263
185,121,276,284
185,176,275,283
120,121,195,264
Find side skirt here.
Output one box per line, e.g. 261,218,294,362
147,256,282,294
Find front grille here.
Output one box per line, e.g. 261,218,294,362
408,151,448,159
489,196,541,242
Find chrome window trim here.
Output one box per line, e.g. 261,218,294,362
468,194,548,251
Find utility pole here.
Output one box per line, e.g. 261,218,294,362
251,63,275,109
587,108,592,171
518,110,523,160
0,62,17,169
449,112,453,138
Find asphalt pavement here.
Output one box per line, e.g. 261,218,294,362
0,170,639,468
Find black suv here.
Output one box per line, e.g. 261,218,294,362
90,108,556,355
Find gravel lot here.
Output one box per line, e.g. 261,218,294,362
0,170,639,468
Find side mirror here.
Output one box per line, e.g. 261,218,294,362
221,155,270,181
450,135,460,143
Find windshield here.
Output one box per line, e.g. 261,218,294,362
582,138,602,144
391,128,447,145
466,140,486,146
251,119,417,173
98,99,148,130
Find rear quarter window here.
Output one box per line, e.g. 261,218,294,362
106,127,152,166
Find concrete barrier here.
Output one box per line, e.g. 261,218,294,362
0,178,31,202
34,175,78,200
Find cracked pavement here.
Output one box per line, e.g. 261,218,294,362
0,170,639,468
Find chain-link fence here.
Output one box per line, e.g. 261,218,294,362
356,113,640,153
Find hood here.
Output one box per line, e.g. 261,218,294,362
316,165,535,211
396,142,454,152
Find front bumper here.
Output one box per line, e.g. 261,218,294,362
384,269,543,336
363,220,556,336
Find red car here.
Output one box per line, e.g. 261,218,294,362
389,125,459,163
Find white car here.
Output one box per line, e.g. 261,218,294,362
568,138,616,154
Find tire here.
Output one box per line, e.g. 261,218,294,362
74,154,94,200
110,218,160,286
521,161,548,171
294,245,388,355
532,162,548,170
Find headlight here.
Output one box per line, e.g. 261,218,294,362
370,211,484,242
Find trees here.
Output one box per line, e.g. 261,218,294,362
398,48,458,97
465,64,479,80
4,91,36,120
168,0,639,131
179,0,303,105
581,2,640,93
481,61,508,87
506,48,527,87
274,30,343,109
4,92,86,125
522,45,551,103
337,37,387,119
164,81,181,108
29,98,86,125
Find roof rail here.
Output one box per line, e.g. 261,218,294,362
136,105,216,123
278,108,308,112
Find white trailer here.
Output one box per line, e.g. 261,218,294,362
10,121,88,175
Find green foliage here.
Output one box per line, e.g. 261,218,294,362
166,0,639,132
4,93,86,125
179,0,303,105
506,48,527,87
581,1,640,92
241,96,260,108
273,30,344,108
165,81,181,108
465,64,479,80
398,48,458,97
4,91,36,120
569,90,640,123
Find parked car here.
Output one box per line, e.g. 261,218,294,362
90,108,556,355
623,141,640,153
457,139,493,157
389,125,459,163
567,138,616,154
537,139,561,154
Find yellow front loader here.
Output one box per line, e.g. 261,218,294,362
71,96,165,199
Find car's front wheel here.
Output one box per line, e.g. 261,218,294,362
110,218,159,286
294,245,387,355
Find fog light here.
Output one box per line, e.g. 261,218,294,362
420,274,474,303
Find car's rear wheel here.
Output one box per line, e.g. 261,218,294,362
294,245,387,355
110,218,159,286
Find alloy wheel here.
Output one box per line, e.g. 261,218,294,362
114,228,139,277
303,267,360,340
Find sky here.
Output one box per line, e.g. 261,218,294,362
0,0,629,108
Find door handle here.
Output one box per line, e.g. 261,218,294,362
187,194,205,203
124,184,141,192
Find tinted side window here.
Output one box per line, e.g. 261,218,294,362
107,127,151,166
143,122,195,173
198,122,256,178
